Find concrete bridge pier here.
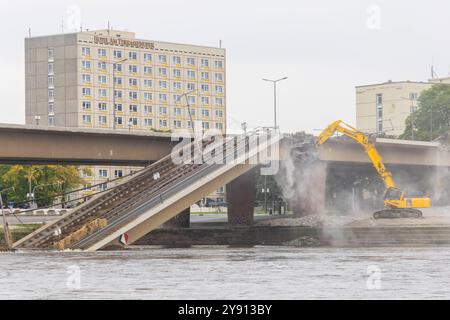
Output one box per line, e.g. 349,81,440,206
163,208,191,228
226,167,257,226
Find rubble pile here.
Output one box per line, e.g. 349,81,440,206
256,214,357,228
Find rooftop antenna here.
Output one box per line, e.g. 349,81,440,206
28,28,32,38
108,21,111,35
80,24,83,32
219,40,222,48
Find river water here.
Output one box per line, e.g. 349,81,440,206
1,246,450,300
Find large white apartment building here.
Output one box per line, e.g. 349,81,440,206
25,29,227,203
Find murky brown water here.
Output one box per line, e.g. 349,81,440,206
1,246,450,299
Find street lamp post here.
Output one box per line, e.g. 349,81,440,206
180,90,197,137
112,58,128,130
262,77,288,130
31,182,63,209
0,187,15,250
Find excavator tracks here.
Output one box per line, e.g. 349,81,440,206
373,208,423,219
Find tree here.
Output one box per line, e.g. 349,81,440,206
0,165,89,207
400,84,450,141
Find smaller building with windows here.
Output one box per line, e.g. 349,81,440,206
355,78,450,137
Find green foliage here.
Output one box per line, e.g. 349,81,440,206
400,84,450,141
255,175,283,204
0,165,88,207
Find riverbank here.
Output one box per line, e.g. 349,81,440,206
0,224,41,250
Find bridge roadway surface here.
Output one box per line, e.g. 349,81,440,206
0,123,449,166
13,129,281,251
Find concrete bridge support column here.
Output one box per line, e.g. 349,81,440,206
226,167,257,226
163,207,190,228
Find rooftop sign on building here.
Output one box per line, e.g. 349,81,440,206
94,36,155,50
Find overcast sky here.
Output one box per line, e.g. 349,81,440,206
1,0,449,134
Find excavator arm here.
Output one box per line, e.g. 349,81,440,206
316,120,395,189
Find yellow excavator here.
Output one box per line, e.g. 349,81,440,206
316,120,431,219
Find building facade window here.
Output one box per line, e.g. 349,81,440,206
82,74,91,83
144,66,152,75
114,170,124,178
99,169,108,178
187,70,196,79
82,47,91,56
48,102,55,114
129,65,138,74
129,51,138,60
113,63,123,72
173,82,182,90
98,75,107,85
114,50,123,59
144,92,153,101
201,59,209,68
129,78,138,87
159,106,168,115
82,101,91,110
48,63,54,75
201,97,210,105
98,61,107,71
173,120,182,128
158,55,167,63
173,107,182,116
82,88,91,97
144,53,152,62
98,102,107,111
48,76,54,88
114,90,123,99
202,109,210,117
187,57,196,66
48,89,54,102
187,83,195,91
215,110,223,118
201,84,209,93
201,72,210,81
129,91,138,100
144,105,153,114
82,114,92,124
173,56,181,65
128,117,138,126
98,115,107,125
215,97,224,106
48,48,54,62
376,93,383,133
144,118,153,127
159,93,168,102
129,105,139,113
98,48,107,57
82,60,91,69
144,79,152,88
115,104,123,112
98,89,108,98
